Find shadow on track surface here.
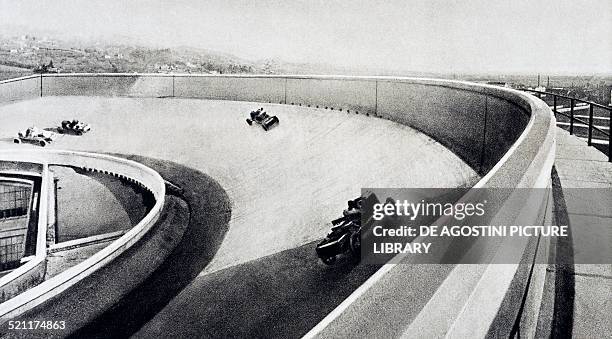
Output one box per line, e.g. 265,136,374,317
135,241,381,339
0,155,231,339
70,155,232,339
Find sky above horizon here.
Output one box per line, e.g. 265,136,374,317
0,0,610,74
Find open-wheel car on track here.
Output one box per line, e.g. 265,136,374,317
246,108,279,131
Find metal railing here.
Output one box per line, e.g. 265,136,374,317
523,89,611,162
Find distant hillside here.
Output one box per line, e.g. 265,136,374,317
0,32,609,91
0,34,263,75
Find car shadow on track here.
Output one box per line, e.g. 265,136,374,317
43,127,61,133
0,137,16,143
135,241,382,339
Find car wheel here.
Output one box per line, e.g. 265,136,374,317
321,256,336,265
57,128,64,134
246,119,252,125
77,131,83,136
39,140,46,147
13,138,21,144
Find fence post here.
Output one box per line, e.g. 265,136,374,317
569,99,574,135
553,95,557,119
608,127,612,162
54,177,59,244
375,80,378,117
588,104,593,146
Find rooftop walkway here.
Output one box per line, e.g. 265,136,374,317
545,128,611,338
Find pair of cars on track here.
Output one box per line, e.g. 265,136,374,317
247,107,371,265
245,107,369,265
14,120,91,147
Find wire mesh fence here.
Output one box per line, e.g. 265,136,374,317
0,183,32,269
0,184,31,219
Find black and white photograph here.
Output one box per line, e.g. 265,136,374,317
0,1,610,338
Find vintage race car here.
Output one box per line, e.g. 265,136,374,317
246,108,279,131
13,127,55,147
315,192,397,265
316,193,381,265
58,119,91,135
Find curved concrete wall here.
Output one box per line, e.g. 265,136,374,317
42,74,172,98
0,74,555,335
0,75,40,104
20,73,553,178
0,149,165,320
285,77,377,115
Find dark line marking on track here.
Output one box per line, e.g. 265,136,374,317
550,166,575,339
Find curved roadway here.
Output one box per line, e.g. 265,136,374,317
0,96,479,337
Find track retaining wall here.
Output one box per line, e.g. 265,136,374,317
1,73,549,177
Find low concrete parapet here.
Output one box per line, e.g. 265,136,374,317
48,230,127,253
0,149,165,321
42,73,173,98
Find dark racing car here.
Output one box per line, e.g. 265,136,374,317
316,193,381,265
246,108,279,131
58,119,91,135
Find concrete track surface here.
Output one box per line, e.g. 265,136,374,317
0,97,479,337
